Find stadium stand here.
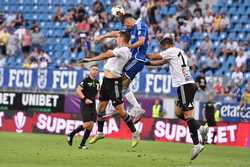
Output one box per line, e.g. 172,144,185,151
0,0,249,102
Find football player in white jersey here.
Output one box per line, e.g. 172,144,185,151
81,31,140,148
146,37,208,160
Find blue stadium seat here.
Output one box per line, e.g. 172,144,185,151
210,32,219,41
212,5,220,13
244,24,250,33
234,24,242,33
237,6,246,15
231,15,239,24
239,15,248,24
237,33,245,41
192,32,202,41
246,7,250,14
227,32,237,40
228,6,237,15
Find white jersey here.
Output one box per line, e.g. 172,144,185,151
160,47,194,87
104,47,131,78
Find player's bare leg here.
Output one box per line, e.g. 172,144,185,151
89,101,108,144
175,105,186,121
122,76,145,124
115,103,140,148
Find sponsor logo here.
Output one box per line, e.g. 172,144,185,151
0,92,16,105
145,74,172,94
22,94,59,107
220,104,250,120
154,121,238,144
36,114,119,135
154,121,192,143
52,70,78,89
8,69,32,88
14,112,26,133
37,69,48,89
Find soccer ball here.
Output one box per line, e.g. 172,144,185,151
111,5,125,17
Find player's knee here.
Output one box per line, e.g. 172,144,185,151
114,104,126,117
184,111,193,120
175,107,182,116
86,122,94,130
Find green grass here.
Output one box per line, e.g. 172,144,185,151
0,132,250,167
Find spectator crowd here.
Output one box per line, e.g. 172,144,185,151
0,0,249,103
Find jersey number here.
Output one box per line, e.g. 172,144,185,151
178,52,187,67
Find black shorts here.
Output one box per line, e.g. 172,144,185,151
176,83,197,112
99,77,123,106
80,102,97,122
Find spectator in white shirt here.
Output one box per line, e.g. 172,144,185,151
38,50,51,68
236,48,248,69
204,11,214,32
226,40,239,56
14,25,26,41
231,67,244,85
180,16,192,34
220,13,230,31
192,12,204,32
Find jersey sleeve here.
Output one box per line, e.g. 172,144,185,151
136,21,148,38
159,49,174,60
79,79,87,89
112,47,127,57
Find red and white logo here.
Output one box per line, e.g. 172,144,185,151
14,112,26,133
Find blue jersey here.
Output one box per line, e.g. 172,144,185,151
126,18,148,62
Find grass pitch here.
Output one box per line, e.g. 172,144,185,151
0,132,249,167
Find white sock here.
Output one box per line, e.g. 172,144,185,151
124,91,141,108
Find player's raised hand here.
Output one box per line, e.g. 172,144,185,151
94,35,104,43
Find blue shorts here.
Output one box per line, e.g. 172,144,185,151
124,59,145,81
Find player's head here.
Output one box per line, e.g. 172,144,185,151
117,31,130,46
160,37,174,49
89,64,98,79
121,13,135,29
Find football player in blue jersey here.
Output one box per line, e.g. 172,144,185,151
89,13,149,144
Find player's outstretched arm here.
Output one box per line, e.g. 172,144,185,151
145,59,169,66
128,36,145,49
146,53,162,60
81,50,114,62
94,31,120,42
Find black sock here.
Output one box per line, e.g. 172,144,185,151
70,125,84,136
177,113,186,121
97,120,104,132
123,113,136,133
97,111,105,132
80,129,92,146
212,129,217,143
187,118,200,145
